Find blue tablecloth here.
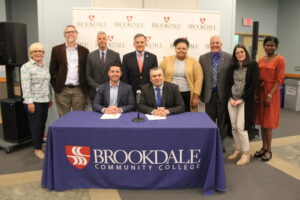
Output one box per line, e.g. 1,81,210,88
41,111,226,195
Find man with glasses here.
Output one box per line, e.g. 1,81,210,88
50,25,89,117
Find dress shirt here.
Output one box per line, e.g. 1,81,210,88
136,51,145,63
109,82,119,106
65,44,79,86
21,59,52,104
99,49,108,62
211,51,222,91
153,84,163,105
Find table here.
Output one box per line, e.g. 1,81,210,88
42,111,226,195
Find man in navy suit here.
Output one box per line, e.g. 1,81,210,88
93,64,135,114
122,33,158,95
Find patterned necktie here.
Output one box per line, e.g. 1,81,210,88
138,53,143,73
155,87,162,107
100,52,105,69
212,54,219,88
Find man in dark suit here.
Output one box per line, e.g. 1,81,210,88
122,33,158,95
50,25,89,117
93,64,135,114
137,67,185,116
199,35,232,151
86,31,121,100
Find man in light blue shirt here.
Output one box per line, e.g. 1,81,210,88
93,64,135,114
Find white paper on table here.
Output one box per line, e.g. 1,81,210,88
100,113,121,119
145,114,166,120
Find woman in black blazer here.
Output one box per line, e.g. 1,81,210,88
226,44,259,165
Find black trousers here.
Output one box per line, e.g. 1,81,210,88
24,103,49,149
180,91,190,112
205,92,228,142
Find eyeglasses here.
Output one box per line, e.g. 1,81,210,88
32,50,44,53
65,31,77,34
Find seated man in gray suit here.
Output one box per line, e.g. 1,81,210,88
137,67,185,116
93,64,135,114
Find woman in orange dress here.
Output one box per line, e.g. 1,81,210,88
254,36,285,161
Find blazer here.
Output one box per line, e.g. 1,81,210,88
86,48,121,98
225,61,259,131
199,51,232,104
160,55,203,112
137,81,185,115
93,81,135,113
122,51,158,94
49,43,89,94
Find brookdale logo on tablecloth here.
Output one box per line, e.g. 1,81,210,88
65,146,201,171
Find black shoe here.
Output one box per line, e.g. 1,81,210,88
261,151,272,162
222,146,226,153
254,149,267,158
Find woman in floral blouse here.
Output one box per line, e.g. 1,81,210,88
21,43,52,159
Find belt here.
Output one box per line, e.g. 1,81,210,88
65,84,79,88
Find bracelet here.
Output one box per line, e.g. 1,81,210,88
267,93,272,98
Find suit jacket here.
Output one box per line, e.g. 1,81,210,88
122,51,158,94
49,43,89,93
93,81,135,113
137,81,185,115
86,48,121,98
199,51,232,104
225,61,259,131
160,55,203,112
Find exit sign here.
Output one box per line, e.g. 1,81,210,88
242,18,253,26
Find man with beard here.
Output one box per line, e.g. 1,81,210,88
86,31,121,102
50,25,89,117
93,64,135,114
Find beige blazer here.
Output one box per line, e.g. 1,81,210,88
160,55,203,112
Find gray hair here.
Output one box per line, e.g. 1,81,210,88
63,25,78,34
150,67,163,76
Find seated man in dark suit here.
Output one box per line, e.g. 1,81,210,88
93,64,135,114
137,67,185,116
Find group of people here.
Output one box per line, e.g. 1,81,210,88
20,25,285,164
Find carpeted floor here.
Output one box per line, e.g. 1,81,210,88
0,109,299,200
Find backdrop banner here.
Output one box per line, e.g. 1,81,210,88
72,8,220,62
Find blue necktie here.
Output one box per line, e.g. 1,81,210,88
155,88,162,107
212,54,219,88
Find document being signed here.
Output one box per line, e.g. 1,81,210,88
145,114,166,120
100,113,121,119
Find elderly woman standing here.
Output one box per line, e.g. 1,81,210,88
21,43,52,159
226,45,258,165
160,38,203,112
254,36,285,162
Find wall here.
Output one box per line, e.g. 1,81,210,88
5,0,38,46
199,0,236,53
235,0,278,36
0,0,6,78
277,0,300,74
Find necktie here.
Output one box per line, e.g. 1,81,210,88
138,53,143,73
100,52,105,69
155,88,162,107
212,54,219,88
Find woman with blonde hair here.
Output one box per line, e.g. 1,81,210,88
21,43,52,159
